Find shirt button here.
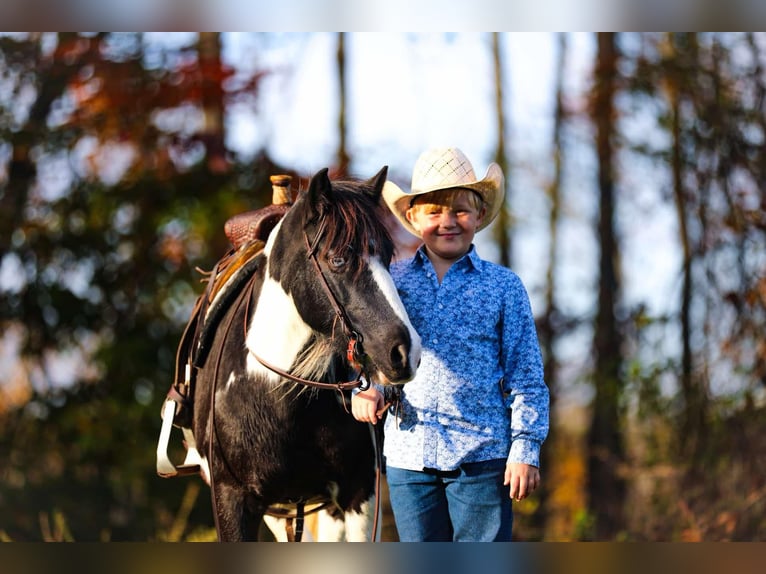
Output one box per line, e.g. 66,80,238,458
432,338,438,344
438,303,444,309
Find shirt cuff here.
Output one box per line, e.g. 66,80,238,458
507,438,541,468
351,382,384,396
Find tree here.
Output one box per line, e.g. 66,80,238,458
0,32,280,540
662,33,708,459
586,32,626,540
490,32,512,269
335,32,350,176
536,32,570,536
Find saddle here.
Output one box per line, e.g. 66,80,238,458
157,175,294,478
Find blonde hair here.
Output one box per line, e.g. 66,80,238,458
408,187,485,213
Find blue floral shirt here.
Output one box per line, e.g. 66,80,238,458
383,245,549,471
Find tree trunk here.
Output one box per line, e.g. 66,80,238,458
586,32,626,540
336,32,350,175
665,34,698,459
535,32,568,536
491,33,512,269
198,32,228,173
664,33,714,462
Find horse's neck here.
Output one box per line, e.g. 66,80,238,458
245,271,314,383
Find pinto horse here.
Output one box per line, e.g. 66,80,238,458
161,167,421,541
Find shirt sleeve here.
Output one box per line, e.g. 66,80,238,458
501,274,550,468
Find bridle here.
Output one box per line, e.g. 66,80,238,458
252,215,372,392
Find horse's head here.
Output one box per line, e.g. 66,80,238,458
248,166,421,386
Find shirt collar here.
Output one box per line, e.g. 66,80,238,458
412,244,483,272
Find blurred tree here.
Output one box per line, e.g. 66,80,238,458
490,32,512,269
662,33,709,459
613,31,766,539
0,32,285,540
535,32,569,536
628,32,766,452
586,32,626,540
335,32,350,176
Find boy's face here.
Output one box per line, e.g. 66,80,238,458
405,189,486,262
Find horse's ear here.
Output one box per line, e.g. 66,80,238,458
307,168,333,214
367,166,388,196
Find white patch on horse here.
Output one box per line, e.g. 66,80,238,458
343,496,378,542
263,497,377,542
180,427,211,485
369,256,422,371
245,259,313,383
262,218,283,256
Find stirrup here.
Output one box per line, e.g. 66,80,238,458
156,400,203,478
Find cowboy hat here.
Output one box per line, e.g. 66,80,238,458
383,147,505,237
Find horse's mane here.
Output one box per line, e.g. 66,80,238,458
309,179,395,277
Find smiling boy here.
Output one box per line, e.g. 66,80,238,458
352,147,549,541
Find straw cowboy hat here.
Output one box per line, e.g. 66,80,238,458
383,147,505,237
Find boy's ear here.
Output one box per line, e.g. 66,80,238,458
405,207,421,232
475,203,487,227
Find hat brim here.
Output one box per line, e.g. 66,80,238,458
383,163,505,237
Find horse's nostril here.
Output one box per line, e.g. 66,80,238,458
391,343,408,370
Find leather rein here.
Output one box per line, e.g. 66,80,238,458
252,217,371,392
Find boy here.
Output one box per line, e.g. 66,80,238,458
352,147,549,541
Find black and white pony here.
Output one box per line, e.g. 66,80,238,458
160,167,421,541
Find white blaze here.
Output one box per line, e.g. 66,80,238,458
369,256,422,372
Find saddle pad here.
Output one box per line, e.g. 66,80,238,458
194,240,265,368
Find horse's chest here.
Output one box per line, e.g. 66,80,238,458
220,385,367,463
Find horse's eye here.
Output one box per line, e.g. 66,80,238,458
329,256,346,269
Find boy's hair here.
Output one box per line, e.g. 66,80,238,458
409,187,485,212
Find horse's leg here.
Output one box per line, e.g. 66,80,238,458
212,483,264,541
342,496,378,542
315,509,346,542
311,497,376,542
262,516,292,542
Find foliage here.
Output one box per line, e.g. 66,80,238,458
0,32,285,541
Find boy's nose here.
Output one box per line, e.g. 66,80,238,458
440,211,457,226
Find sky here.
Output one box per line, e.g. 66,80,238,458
225,33,584,176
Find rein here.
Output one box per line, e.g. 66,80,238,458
252,216,372,392
253,354,369,391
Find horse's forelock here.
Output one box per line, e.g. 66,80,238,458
308,180,394,276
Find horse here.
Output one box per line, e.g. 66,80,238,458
162,166,421,541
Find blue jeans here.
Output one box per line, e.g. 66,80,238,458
386,459,513,541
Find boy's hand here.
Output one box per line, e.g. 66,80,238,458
504,462,541,501
351,387,385,424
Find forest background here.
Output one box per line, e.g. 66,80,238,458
0,32,764,542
